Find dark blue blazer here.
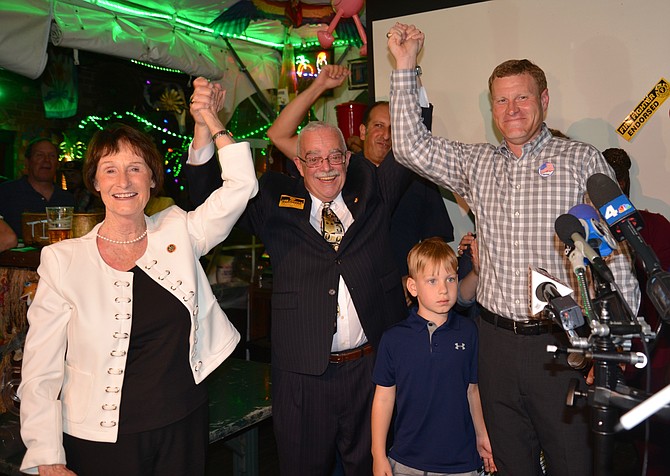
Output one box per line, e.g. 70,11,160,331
187,152,412,375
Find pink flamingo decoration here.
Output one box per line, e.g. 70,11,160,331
317,0,368,56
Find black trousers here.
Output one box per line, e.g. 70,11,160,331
63,401,209,476
478,317,592,476
272,353,375,476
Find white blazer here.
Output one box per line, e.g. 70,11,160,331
18,142,258,474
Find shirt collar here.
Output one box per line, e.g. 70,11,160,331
310,192,345,215
407,307,458,332
496,123,552,159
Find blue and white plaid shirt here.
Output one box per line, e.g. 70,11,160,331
390,69,640,321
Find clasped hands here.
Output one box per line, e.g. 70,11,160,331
189,77,226,126
386,22,425,68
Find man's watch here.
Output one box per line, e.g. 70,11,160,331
415,65,422,77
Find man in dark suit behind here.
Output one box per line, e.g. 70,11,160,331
186,80,410,475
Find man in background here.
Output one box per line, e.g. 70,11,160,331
0,138,74,237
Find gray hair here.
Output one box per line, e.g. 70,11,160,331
297,121,346,157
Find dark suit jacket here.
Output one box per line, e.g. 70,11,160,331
187,152,412,375
391,176,453,276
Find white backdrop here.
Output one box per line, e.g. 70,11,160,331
372,0,670,243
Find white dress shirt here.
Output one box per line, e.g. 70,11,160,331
310,194,367,352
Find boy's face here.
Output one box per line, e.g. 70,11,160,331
407,263,458,324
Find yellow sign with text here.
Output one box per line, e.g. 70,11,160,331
617,78,669,141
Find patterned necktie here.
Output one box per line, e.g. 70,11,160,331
321,201,344,251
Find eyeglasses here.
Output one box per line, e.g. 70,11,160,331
297,151,346,168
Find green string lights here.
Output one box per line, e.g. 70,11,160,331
76,111,270,190
130,60,185,74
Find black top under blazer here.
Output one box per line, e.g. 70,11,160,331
188,151,412,375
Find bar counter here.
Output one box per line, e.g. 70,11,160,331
0,247,41,270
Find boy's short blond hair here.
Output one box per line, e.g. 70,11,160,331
407,237,458,278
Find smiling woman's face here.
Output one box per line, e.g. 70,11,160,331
94,141,155,220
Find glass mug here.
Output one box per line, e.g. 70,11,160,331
45,206,74,244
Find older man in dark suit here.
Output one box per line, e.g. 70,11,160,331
187,79,410,476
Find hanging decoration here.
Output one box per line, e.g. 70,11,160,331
41,47,78,118
210,0,364,49
277,42,298,114
317,0,367,56
143,82,188,134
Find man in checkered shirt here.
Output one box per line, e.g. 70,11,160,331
387,23,640,476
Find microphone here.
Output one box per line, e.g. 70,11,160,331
587,173,670,322
555,213,615,283
568,204,617,258
529,267,573,316
587,173,656,273
529,268,586,355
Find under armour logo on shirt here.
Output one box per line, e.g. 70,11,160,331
454,343,466,350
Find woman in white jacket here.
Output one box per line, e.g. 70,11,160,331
18,80,258,476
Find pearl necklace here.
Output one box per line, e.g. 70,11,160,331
97,229,147,245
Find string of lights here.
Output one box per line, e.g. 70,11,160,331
76,111,271,190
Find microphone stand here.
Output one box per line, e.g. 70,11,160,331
548,264,658,476
589,299,622,476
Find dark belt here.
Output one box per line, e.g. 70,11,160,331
329,343,374,364
479,306,560,336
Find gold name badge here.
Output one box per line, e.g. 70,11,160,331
278,195,306,209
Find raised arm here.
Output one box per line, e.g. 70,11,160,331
189,77,231,150
387,22,424,71
267,64,349,158
186,77,234,207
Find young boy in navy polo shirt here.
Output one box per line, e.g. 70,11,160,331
371,237,496,476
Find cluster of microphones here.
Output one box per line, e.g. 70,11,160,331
557,173,670,323
532,173,669,326
531,173,670,375
544,173,670,432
